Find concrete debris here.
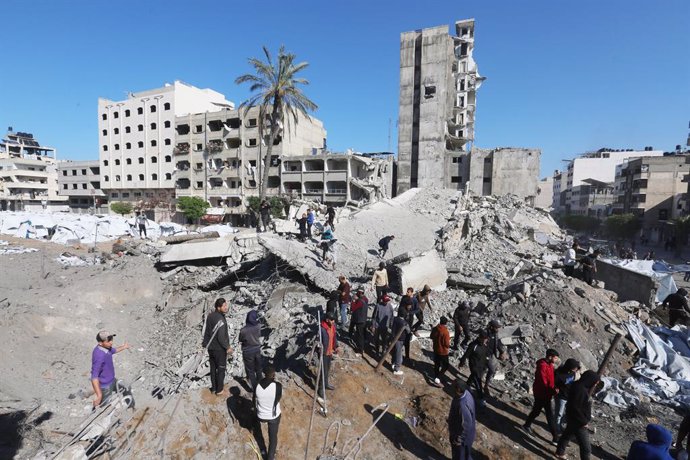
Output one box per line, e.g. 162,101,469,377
158,234,263,267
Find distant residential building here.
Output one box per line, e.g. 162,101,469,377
614,155,689,243
397,19,485,194
0,128,67,211
534,176,554,209
98,81,233,220
569,179,615,218
57,160,106,212
553,148,663,215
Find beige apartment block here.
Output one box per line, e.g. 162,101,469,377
98,81,233,219
57,160,106,212
397,19,484,194
0,129,67,211
173,106,326,220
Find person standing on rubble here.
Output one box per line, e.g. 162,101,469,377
337,276,351,329
663,288,690,327
349,288,369,357
522,348,560,443
430,316,451,387
326,205,336,230
371,294,394,356
563,242,579,277
412,284,433,336
135,212,148,239
318,313,339,400
90,330,132,409
326,290,340,321
320,224,336,269
460,330,490,404
448,379,476,460
296,212,308,242
452,301,472,351
306,208,315,239
239,310,263,391
555,370,599,460
202,298,233,396
555,358,581,434
391,310,411,375
581,250,600,286
259,199,271,232
378,235,395,258
371,262,389,304
398,287,418,365
485,319,508,397
253,365,282,460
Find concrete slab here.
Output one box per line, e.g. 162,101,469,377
159,236,237,264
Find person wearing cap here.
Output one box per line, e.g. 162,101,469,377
90,330,131,408
202,298,233,396
448,379,476,460
580,249,600,286
555,358,581,434
371,262,389,304
522,348,560,443
485,319,507,396
662,288,690,327
318,313,339,399
430,317,451,386
371,294,394,356
412,285,433,336
239,310,263,391
460,330,490,404
555,370,600,459
452,300,472,350
391,310,411,375
349,288,369,357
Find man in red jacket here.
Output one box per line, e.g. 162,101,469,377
522,348,560,443
430,316,451,387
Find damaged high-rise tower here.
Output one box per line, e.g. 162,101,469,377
397,19,485,195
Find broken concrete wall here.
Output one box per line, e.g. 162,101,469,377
596,259,657,306
388,250,448,294
466,147,540,202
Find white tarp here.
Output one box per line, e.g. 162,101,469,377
200,224,239,237
602,258,677,303
625,318,690,408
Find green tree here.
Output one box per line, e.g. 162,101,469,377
110,201,133,216
604,214,641,239
235,46,317,201
177,196,210,223
561,215,601,233
246,196,287,218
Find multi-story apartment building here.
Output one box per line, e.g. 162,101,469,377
98,81,233,219
568,179,616,217
614,155,689,243
397,19,485,194
552,148,663,215
57,160,106,212
174,106,326,223
0,128,67,211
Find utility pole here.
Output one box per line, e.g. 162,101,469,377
387,118,391,152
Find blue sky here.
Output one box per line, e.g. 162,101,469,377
1,0,688,178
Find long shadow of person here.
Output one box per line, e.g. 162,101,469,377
226,386,267,455
363,403,446,459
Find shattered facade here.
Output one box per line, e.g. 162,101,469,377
462,147,540,203
397,19,484,195
534,176,554,209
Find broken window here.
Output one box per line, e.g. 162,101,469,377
138,157,144,164
126,174,132,181
126,158,132,165
137,107,143,115
248,118,258,128
139,174,144,181
248,139,257,147
194,125,203,133
151,156,157,163
125,126,131,133
164,120,171,128
164,102,170,110
102,129,107,136
165,173,171,180
177,124,190,135
125,109,130,117
424,86,436,99
150,104,156,113
115,159,120,165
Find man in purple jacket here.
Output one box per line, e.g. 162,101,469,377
91,330,131,408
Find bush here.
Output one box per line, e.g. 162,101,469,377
177,196,210,223
561,215,601,233
246,196,286,218
604,214,641,239
110,202,133,216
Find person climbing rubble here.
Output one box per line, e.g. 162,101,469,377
320,224,336,269
626,423,674,460
485,319,507,396
391,310,411,376
371,294,394,356
430,316,451,387
448,379,476,460
337,275,351,329
253,365,282,460
555,358,581,434
202,298,233,397
371,262,389,304
90,330,132,409
412,284,433,336
326,205,336,230
349,288,369,357
326,290,340,322
452,301,472,351
318,313,339,400
580,249,600,286
378,235,395,258
522,348,560,444
555,370,599,460
662,288,690,327
563,242,579,277
460,330,490,405
239,310,263,391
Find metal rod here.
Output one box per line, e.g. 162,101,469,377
317,309,328,416
590,333,623,396
375,327,405,371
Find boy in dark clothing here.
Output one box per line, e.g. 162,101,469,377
523,348,560,442
430,317,451,386
627,424,674,460
556,370,599,460
349,288,369,356
391,312,411,375
259,199,271,232
452,301,472,350
326,290,340,320
448,379,476,460
398,287,418,363
663,288,690,327
337,276,351,328
581,250,600,286
460,331,490,404
555,358,581,433
296,213,308,241
239,310,263,391
378,235,395,258
202,298,233,396
371,295,394,355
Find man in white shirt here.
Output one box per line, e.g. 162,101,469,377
563,242,579,277
254,366,282,460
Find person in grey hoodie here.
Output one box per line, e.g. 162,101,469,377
239,310,263,390
371,294,394,356
448,379,476,460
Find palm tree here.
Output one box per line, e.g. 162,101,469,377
236,45,318,201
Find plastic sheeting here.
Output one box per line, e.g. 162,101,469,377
602,258,678,303
199,224,238,237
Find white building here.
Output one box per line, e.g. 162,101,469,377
98,81,233,219
0,129,68,211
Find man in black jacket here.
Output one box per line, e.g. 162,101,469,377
391,311,411,375
349,288,369,357
460,330,490,404
554,358,581,434
581,250,600,286
239,310,263,391
452,300,472,350
555,370,599,459
202,298,233,396
663,288,690,327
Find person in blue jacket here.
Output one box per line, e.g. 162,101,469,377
626,424,674,460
